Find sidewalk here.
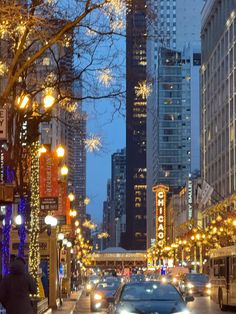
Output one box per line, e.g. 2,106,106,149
52,290,83,314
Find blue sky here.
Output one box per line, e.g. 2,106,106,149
86,102,125,223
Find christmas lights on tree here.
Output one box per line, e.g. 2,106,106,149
28,142,40,294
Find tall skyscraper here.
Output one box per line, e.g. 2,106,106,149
201,0,236,199
146,0,204,247
111,148,126,247
125,0,147,250
102,179,112,249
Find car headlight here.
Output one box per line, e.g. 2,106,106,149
86,284,92,290
206,283,211,289
187,283,194,289
119,310,137,314
94,293,103,301
173,278,177,283
161,277,167,283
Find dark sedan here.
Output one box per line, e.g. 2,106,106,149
179,273,211,296
90,280,121,312
108,281,194,314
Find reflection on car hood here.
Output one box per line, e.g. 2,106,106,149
119,300,187,314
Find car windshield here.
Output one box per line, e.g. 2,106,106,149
186,274,209,283
89,276,99,282
130,274,145,280
96,282,119,290
121,283,181,301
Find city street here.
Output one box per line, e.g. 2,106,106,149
74,293,236,314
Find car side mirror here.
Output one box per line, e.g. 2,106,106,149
185,295,194,303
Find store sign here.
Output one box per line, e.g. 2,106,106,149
152,184,169,247
188,180,193,220
56,181,67,216
40,151,58,198
40,197,58,211
0,109,8,141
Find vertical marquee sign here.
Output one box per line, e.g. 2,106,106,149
152,184,169,247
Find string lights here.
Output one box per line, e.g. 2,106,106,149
28,141,40,295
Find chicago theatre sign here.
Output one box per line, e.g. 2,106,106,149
152,184,169,247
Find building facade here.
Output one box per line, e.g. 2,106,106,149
201,0,236,199
111,149,126,247
146,0,204,247
125,0,147,250
102,179,112,249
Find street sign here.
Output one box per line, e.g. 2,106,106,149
0,109,7,141
40,197,58,211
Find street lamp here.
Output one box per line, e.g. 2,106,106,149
15,214,23,226
17,94,30,109
68,193,75,202
44,214,58,236
43,94,55,109
60,165,68,176
56,145,65,158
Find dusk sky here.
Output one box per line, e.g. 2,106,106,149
86,101,125,223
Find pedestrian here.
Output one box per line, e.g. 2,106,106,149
0,256,37,314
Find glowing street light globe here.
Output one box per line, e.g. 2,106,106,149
56,145,65,158
45,214,53,225
17,94,30,109
60,165,69,176
67,241,72,248
58,233,64,241
15,215,23,225
39,145,47,155
63,238,68,246
51,217,58,227
43,94,55,109
68,193,75,202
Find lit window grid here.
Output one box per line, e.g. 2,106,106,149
202,11,236,197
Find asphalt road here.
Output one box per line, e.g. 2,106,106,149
74,293,236,313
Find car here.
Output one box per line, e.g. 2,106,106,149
108,281,194,314
85,275,100,296
179,273,211,296
90,280,121,312
129,274,145,283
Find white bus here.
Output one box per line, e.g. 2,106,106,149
209,245,236,311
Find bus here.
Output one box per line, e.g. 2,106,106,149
209,245,236,311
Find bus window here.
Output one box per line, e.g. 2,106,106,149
232,257,236,280
214,258,225,277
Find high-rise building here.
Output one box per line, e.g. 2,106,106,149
201,0,236,199
40,44,86,220
124,0,147,250
111,148,126,247
102,149,126,248
146,0,204,247
102,179,112,249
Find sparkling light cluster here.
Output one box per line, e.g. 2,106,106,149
28,142,40,295
106,0,127,30
98,69,113,87
97,232,109,239
135,80,152,99
85,135,102,152
82,219,97,230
